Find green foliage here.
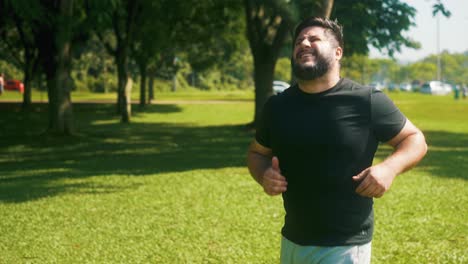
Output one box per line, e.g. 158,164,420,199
0,0,463,98
191,47,254,91
341,51,468,87
432,0,451,17
274,57,291,82
73,74,118,93
407,61,437,83
341,54,398,84
72,40,118,93
422,52,468,85
197,69,242,91
341,54,368,84
0,60,23,80
181,1,246,72
333,0,418,57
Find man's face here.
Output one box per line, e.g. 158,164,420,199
292,26,341,81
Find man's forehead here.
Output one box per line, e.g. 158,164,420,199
297,26,327,38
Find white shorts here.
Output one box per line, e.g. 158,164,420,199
280,236,372,264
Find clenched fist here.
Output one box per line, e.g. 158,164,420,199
262,156,288,196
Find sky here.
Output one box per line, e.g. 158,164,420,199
369,0,468,63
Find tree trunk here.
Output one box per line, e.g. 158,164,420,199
46,0,74,135
172,74,177,92
252,56,275,127
148,75,154,103
319,0,334,18
244,0,290,129
22,61,34,110
123,76,132,122
116,46,131,122
139,62,147,107
15,21,38,110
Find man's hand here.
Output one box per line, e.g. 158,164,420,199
352,164,397,198
352,118,427,198
262,156,288,196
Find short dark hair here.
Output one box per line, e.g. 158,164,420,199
293,17,344,49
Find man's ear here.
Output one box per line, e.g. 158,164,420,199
335,46,343,60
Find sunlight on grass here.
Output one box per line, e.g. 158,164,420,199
0,89,254,102
0,92,467,263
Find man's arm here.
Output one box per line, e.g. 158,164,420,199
247,139,287,196
353,119,428,198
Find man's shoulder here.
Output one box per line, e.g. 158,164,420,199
339,78,371,91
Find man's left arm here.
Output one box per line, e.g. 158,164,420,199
353,118,428,198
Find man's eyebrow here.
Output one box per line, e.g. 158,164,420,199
296,34,320,41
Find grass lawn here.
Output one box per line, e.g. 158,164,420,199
0,88,254,102
0,92,466,263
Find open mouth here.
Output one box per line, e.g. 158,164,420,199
296,50,316,61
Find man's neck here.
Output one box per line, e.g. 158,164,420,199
297,70,341,94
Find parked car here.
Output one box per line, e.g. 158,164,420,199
420,81,452,95
273,80,290,94
387,83,398,91
399,83,412,92
369,82,384,91
5,80,24,93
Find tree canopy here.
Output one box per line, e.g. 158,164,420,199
0,0,460,134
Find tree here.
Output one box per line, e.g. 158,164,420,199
34,0,76,134
89,0,144,123
131,0,246,104
0,0,94,134
333,0,419,57
0,0,41,109
131,1,166,107
408,61,437,82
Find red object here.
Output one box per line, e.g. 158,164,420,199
4,80,24,93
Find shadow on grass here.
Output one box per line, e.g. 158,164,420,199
1,103,465,203
0,103,253,203
374,130,468,181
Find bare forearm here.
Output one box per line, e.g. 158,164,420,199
247,149,287,196
354,120,427,198
381,131,427,175
247,151,271,185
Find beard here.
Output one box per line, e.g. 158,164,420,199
291,49,333,81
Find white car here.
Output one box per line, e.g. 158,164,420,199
369,82,384,91
420,81,452,95
399,83,412,92
273,80,290,94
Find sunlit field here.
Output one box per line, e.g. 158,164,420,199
0,91,466,263
0,88,254,102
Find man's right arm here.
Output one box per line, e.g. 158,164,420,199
247,139,287,196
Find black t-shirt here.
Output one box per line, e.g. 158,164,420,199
256,78,406,246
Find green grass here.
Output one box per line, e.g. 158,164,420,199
0,88,254,102
0,92,467,263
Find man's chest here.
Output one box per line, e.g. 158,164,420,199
269,101,371,152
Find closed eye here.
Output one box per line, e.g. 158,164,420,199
295,36,321,46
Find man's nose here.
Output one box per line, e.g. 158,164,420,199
300,38,312,47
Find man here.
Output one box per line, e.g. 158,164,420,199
247,17,427,263
0,73,4,95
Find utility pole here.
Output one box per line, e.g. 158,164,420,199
436,14,441,81
432,0,451,82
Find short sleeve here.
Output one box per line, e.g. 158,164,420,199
255,97,274,148
371,89,407,142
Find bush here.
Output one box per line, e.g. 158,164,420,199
274,57,291,82
0,60,23,81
